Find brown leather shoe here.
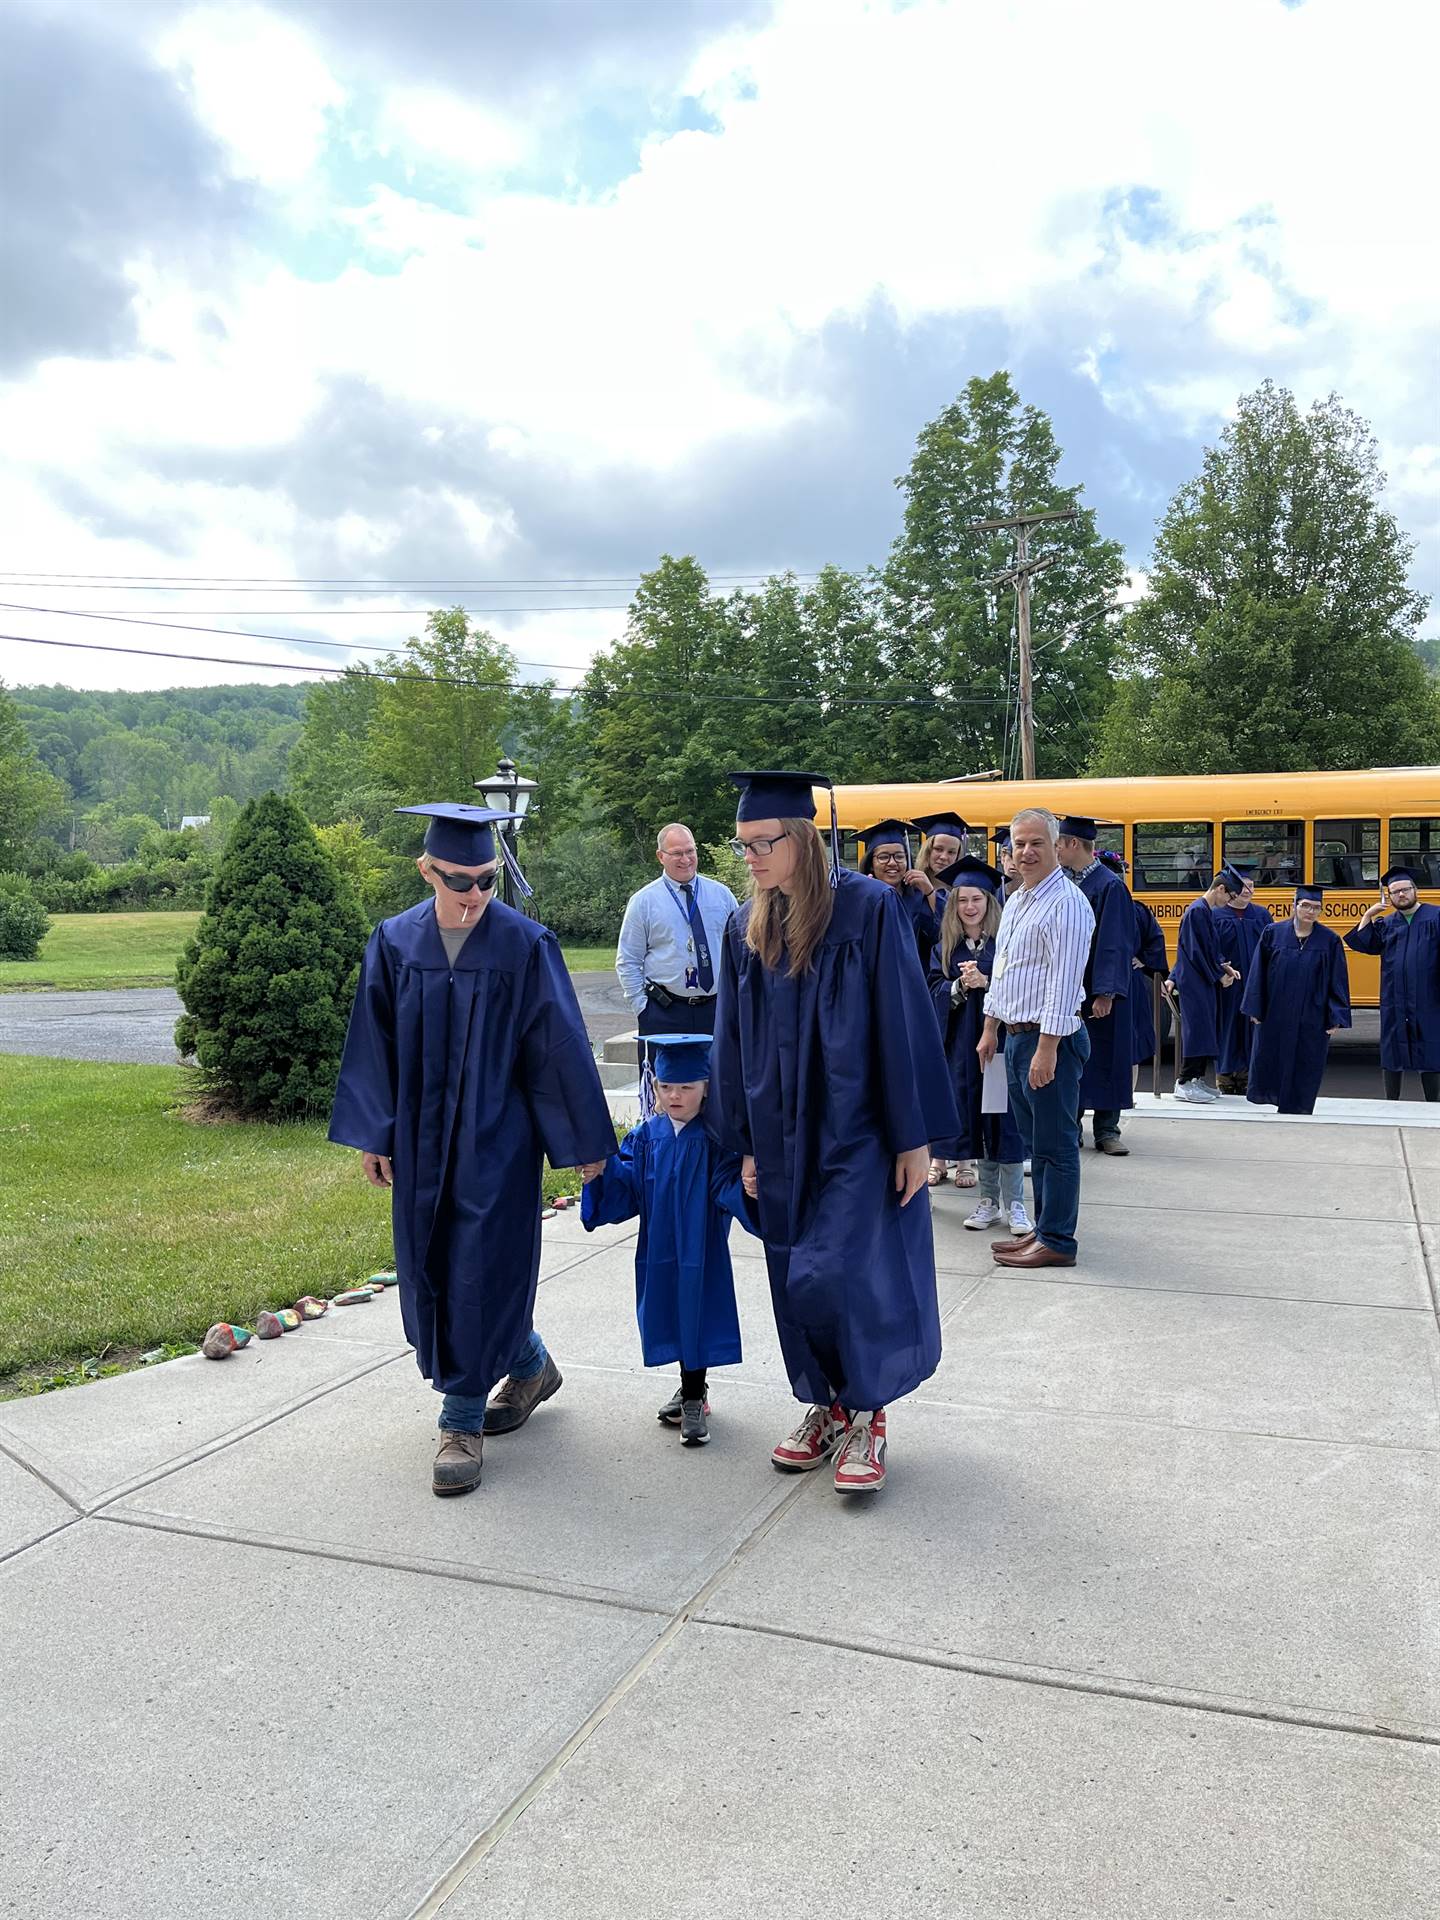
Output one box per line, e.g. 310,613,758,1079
433,1430,484,1496
484,1353,563,1434
1000,1231,1037,1255
1095,1136,1130,1156
992,1240,1076,1269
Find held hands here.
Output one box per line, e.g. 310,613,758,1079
578,1162,605,1184
1219,966,1240,989
895,1145,930,1207
741,1154,758,1199
361,1152,393,1188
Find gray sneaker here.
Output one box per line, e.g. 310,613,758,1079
658,1387,711,1426
484,1354,563,1434
432,1430,484,1496
679,1400,710,1446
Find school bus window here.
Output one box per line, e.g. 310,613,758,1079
1389,818,1440,888
1222,820,1304,887
1314,819,1379,887
1132,822,1212,892
1095,823,1124,860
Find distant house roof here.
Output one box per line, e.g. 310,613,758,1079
179,815,211,831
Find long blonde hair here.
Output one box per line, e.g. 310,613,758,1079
916,834,959,880
744,818,834,975
939,885,1001,974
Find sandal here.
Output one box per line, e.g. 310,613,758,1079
927,1161,948,1187
953,1160,978,1189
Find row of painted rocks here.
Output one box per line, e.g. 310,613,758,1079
201,1272,399,1360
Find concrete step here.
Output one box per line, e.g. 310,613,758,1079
597,1060,637,1089
601,1030,640,1065
604,1085,641,1128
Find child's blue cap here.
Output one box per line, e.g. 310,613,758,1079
649,1034,712,1084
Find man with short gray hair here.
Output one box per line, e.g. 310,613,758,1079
616,824,740,1086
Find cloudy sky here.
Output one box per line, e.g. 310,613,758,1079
1,0,1434,695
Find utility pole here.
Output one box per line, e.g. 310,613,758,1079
965,508,1077,779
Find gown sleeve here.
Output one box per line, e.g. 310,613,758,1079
1325,932,1353,1030
581,1125,645,1230
1343,919,1384,956
708,921,751,1159
328,923,399,1155
1088,878,1134,1000
1239,926,1271,1022
1179,902,1223,983
870,884,962,1154
517,932,619,1169
708,1143,761,1238
1136,904,1169,974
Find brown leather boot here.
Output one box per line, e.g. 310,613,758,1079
484,1354,563,1434
432,1430,484,1496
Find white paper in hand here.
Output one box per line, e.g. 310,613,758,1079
981,1049,1009,1115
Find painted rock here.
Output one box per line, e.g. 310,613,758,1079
255,1311,283,1340
274,1308,302,1332
540,1208,557,1221
202,1324,237,1360
332,1288,376,1306
295,1296,329,1320
365,1274,390,1291
553,1196,570,1210
230,1326,253,1347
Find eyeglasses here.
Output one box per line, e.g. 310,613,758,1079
871,849,907,865
433,867,498,894
728,831,790,858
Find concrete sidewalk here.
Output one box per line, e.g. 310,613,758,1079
1,1111,1436,1918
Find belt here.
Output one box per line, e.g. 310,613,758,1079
1006,1021,1042,1032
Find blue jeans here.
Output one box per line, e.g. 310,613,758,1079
1004,1028,1090,1258
437,1330,549,1432
977,1158,1024,1209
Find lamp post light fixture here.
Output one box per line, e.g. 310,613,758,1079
474,757,538,907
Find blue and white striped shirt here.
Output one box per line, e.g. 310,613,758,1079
983,863,1094,1036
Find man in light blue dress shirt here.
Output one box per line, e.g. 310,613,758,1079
616,824,740,1096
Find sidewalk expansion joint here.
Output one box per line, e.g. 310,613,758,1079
0,1432,88,1515
696,1614,1440,1750
0,1512,82,1569
1399,1131,1440,1329
402,1462,832,1918
967,1271,1433,1312
906,1391,1439,1454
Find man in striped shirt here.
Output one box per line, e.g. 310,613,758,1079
977,807,1095,1268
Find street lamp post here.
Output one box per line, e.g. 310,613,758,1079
474,757,538,909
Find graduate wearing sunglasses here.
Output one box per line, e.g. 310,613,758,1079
329,803,615,1497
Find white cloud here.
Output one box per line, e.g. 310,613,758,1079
2,0,1436,692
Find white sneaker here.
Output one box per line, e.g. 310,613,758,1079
1008,1202,1033,1235
963,1201,1002,1231
1023,1158,1033,1175
1173,1080,1218,1104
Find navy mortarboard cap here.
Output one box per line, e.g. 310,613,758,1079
993,826,1012,849
1057,815,1114,842
1213,867,1243,894
858,819,915,849
395,802,518,865
728,770,841,887
1294,885,1325,904
1381,865,1421,887
1227,862,1255,878
649,1034,712,1084
937,855,1003,894
913,812,970,839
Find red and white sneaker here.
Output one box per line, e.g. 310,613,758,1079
832,1407,887,1494
771,1401,849,1472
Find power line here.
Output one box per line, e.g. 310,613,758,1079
1,630,1011,709
0,569,831,588
5,604,644,616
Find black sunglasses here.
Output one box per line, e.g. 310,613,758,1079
434,867,497,894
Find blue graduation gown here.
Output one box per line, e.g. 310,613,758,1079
1242,921,1351,1114
1073,863,1134,1112
927,935,1024,1163
709,869,959,1411
328,898,616,1397
1130,899,1169,1065
1215,903,1274,1074
896,881,941,972
1170,897,1231,1059
1345,904,1440,1071
580,1112,754,1370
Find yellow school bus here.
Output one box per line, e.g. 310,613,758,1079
831,767,1440,1008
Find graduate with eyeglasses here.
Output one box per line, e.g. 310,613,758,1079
1344,866,1440,1101
1241,886,1351,1114
329,804,616,1498
709,772,958,1496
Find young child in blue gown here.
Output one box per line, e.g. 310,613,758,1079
580,1035,757,1445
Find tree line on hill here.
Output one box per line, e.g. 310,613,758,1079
1,373,1436,965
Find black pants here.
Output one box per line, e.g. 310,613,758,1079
1178,1056,1212,1083
680,1367,708,1400
1384,1070,1440,1102
635,990,718,1071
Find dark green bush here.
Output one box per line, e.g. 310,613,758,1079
174,793,369,1118
0,874,50,959
523,824,652,942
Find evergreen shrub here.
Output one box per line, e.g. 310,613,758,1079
0,874,50,960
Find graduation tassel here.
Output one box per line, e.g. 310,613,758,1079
827,788,841,889
499,835,533,901
639,1040,658,1120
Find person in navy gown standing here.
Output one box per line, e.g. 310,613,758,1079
1344,866,1440,1101
330,803,615,1498
858,818,942,974
1242,887,1351,1113
709,773,959,1497
926,856,1031,1237
1214,869,1273,1094
1056,815,1135,1156
1169,869,1243,1102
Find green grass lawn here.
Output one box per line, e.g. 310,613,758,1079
0,911,200,992
0,914,612,993
0,1058,598,1394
